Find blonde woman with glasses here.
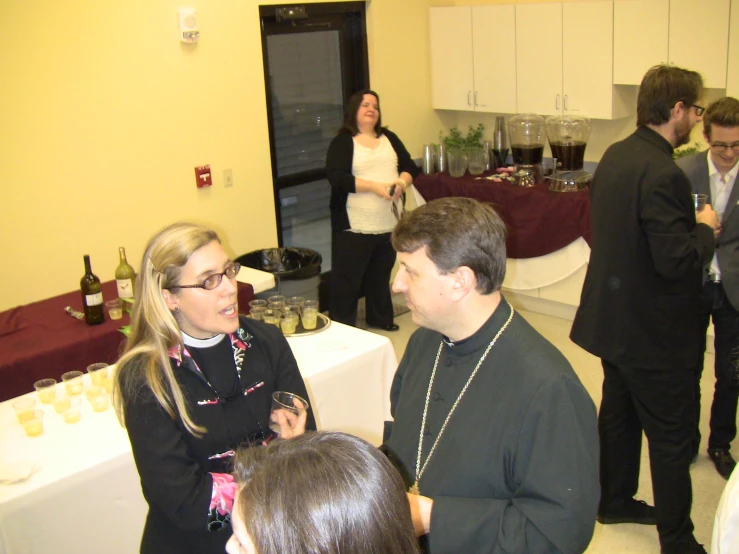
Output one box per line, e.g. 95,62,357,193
112,222,315,554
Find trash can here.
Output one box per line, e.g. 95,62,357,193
236,247,322,302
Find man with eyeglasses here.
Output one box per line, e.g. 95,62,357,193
677,97,739,480
571,64,719,554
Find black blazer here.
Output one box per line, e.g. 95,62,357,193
571,126,715,370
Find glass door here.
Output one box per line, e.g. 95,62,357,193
260,3,369,275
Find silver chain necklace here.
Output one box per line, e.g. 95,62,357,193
409,305,514,495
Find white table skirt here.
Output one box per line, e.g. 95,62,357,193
0,322,397,554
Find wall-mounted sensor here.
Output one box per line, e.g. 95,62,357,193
178,8,199,43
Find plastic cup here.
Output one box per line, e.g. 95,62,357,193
302,300,319,330
22,410,44,437
249,306,266,321
85,386,104,402
12,397,37,423
105,299,123,320
262,309,281,328
286,296,305,310
34,379,57,404
91,394,109,412
63,398,82,424
53,394,72,414
280,312,299,335
248,299,267,310
269,391,309,434
693,193,708,212
87,362,109,387
62,371,84,396
268,295,286,305
103,375,115,394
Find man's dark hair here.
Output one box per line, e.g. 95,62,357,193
703,97,739,139
392,197,507,294
636,64,703,127
338,89,384,137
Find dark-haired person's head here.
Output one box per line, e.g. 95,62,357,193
226,432,419,554
637,65,704,147
703,96,739,175
392,197,507,296
340,89,383,136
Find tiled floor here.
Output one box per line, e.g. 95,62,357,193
369,301,728,553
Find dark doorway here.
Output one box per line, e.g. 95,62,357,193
259,2,369,287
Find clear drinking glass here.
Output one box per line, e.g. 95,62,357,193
447,148,468,178
467,146,485,176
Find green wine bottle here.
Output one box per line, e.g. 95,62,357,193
81,255,104,325
115,247,136,301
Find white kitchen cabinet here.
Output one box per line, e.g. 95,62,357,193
613,0,669,85
516,1,628,119
724,0,739,96
669,0,729,88
429,6,517,113
515,2,562,117
613,0,730,88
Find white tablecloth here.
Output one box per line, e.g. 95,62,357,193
236,266,276,294
0,322,397,554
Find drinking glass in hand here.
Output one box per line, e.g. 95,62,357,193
269,391,309,435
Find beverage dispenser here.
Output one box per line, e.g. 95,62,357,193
508,113,546,186
546,115,593,192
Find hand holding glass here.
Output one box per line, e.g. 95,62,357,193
269,391,309,438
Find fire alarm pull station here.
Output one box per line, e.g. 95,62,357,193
195,165,212,188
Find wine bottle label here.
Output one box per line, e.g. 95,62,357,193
85,292,103,306
117,279,134,298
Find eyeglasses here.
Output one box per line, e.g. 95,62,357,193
710,142,739,153
167,262,241,291
391,194,407,221
688,103,705,116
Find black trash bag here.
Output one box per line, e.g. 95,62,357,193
236,248,322,281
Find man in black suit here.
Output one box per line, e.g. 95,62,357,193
571,65,719,554
677,97,739,479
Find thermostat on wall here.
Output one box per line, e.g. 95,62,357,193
178,8,199,43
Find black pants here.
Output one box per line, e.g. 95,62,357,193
330,230,395,328
694,281,739,452
599,360,698,553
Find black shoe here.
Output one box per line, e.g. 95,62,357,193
662,542,707,554
597,499,657,525
379,323,400,331
708,448,736,479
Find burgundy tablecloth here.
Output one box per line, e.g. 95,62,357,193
414,172,591,259
0,280,255,402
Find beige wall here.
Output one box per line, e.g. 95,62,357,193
0,0,442,311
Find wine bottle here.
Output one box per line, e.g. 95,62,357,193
81,255,104,325
115,247,136,300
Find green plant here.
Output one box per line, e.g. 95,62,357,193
440,124,486,151
672,141,702,159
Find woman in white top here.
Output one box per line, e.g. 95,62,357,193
325,89,419,330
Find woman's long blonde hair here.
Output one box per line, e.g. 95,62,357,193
112,222,220,437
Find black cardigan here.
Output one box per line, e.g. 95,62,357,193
325,128,420,232
121,316,315,554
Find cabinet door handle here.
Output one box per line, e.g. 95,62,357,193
468,91,472,106
556,94,560,110
564,95,569,111
474,91,478,107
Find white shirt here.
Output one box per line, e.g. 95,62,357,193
346,135,399,233
708,155,739,278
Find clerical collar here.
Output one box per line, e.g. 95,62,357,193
442,298,512,356
181,331,226,349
